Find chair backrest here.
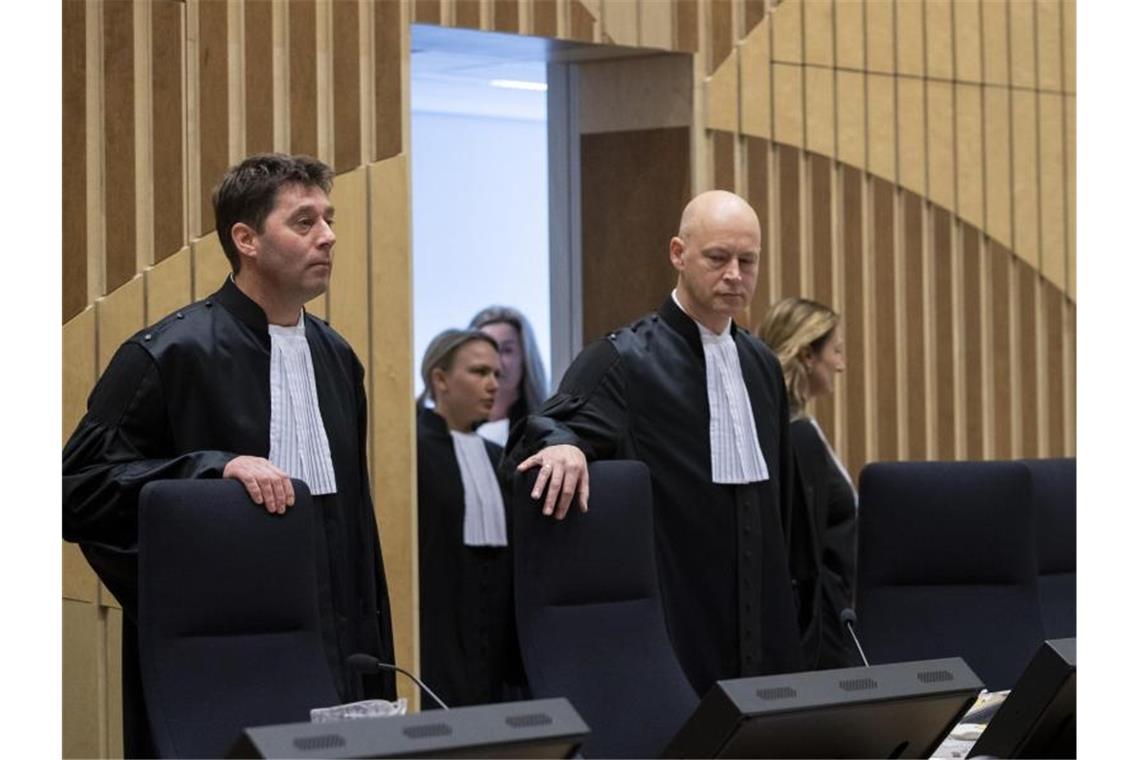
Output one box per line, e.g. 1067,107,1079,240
138,479,340,758
1022,458,1076,639
856,461,1046,691
513,460,698,758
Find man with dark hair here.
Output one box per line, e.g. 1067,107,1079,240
505,190,804,699
63,153,397,757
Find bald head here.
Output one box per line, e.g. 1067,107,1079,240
677,190,761,244
669,190,762,334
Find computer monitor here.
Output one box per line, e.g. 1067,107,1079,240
664,658,983,759
968,638,1075,759
226,698,589,759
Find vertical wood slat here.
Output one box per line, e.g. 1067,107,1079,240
197,0,229,238
63,0,88,321
153,1,186,264
290,0,318,157
710,0,734,71
963,226,984,460
1045,283,1065,457
328,167,371,362
904,191,926,459
333,0,362,172
778,145,800,298
375,0,402,161
244,0,274,156
811,154,835,438
414,0,442,25
712,129,735,191
1018,264,1039,458
104,0,136,292
991,243,1012,459
932,207,954,459
63,307,101,605
746,137,771,323
675,0,698,53
62,600,104,760
455,0,482,29
842,165,865,475
570,0,596,42
145,246,193,326
872,177,897,460
494,0,520,33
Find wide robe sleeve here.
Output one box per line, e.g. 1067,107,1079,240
62,341,236,549
501,339,628,475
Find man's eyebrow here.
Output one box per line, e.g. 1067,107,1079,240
288,203,335,218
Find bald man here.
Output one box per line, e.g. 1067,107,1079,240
504,191,804,697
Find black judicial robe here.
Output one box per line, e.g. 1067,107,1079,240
416,407,522,707
503,297,804,697
786,418,861,670
62,278,396,754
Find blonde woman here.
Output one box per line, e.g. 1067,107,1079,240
758,298,859,670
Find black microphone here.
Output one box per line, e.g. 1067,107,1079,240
840,608,871,667
347,653,450,711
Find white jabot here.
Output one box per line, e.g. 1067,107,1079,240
807,416,857,508
476,417,510,447
267,316,338,495
672,290,770,485
450,431,508,546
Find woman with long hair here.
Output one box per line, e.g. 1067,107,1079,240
758,297,860,670
468,306,549,446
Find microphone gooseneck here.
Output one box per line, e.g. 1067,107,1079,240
347,653,450,710
840,608,871,668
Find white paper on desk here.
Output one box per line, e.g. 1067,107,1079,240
310,698,408,723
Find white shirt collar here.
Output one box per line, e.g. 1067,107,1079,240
671,288,733,340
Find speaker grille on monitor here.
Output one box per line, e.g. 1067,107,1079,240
292,734,347,751
838,677,879,691
506,713,554,728
403,723,453,739
917,669,954,684
756,686,798,700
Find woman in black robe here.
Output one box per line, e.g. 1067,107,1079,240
468,306,549,446
758,298,861,670
416,329,524,707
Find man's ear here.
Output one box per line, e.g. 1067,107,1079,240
231,222,259,260
669,236,686,272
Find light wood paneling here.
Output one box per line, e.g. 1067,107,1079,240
63,307,100,606
706,49,740,134
896,0,924,77
192,232,230,300
865,0,895,74
328,166,371,361
803,0,833,68
494,0,520,33
153,0,185,263
1037,0,1063,92
604,0,638,47
991,243,1012,458
145,246,193,325
1065,95,1075,295
772,0,803,62
375,0,403,161
926,81,955,213
415,0,441,24
641,0,673,50
932,207,954,458
773,63,804,148
745,0,766,36
1009,0,1036,89
984,85,1012,247
578,55,692,135
956,83,984,231
835,0,862,70
1011,89,1039,267
532,0,557,37
367,156,416,703
746,137,771,320
571,0,597,43
897,78,926,197
778,146,801,298
63,600,103,760
1039,92,1065,288
841,165,866,474
675,0,698,53
866,73,894,183
805,65,834,157
96,275,145,373
197,0,229,238
982,0,1009,85
962,226,983,459
740,26,771,138
872,177,897,460
924,0,953,82
1045,283,1065,457
1018,264,1038,457
63,0,87,321
1062,0,1075,92
712,130,735,191
106,607,124,758
290,0,319,157
904,191,926,460
244,0,274,156
836,70,865,170
955,0,982,83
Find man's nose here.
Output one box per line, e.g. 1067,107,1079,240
318,219,336,246
724,258,742,280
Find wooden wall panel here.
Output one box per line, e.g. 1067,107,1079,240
1062,0,1075,92
581,127,690,342
772,64,804,148
842,166,865,474
1039,92,1066,287
803,0,833,68
962,226,983,460
328,167,370,361
745,0,766,37
925,0,953,81
954,0,982,83
1045,283,1066,457
1018,265,1039,457
711,0,734,71
145,246,192,324
810,154,832,305
991,244,1012,458
904,192,926,459
244,0,274,156
895,0,924,77
1008,0,1036,89
290,0,319,157
866,73,894,182
198,0,229,238
104,0,136,292
746,137,771,320
494,0,520,34
865,0,894,74
778,146,801,298
641,0,674,50
1065,95,1075,295
333,0,362,172
926,81,955,213
96,275,146,372
675,0,698,53
153,0,185,262
62,600,103,760
63,0,87,322
804,66,834,157
771,0,803,62
1011,89,1039,266
872,177,897,460
571,0,597,42
835,0,862,70
1037,0,1063,92
740,26,771,138
955,83,984,231
982,0,1009,85
603,0,637,46
712,130,735,191
63,307,100,606
106,607,125,758
984,85,1012,246
192,233,230,300
375,0,402,161
896,78,925,197
933,208,954,458
414,0,441,24
367,156,416,703
836,70,864,170
455,0,482,29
